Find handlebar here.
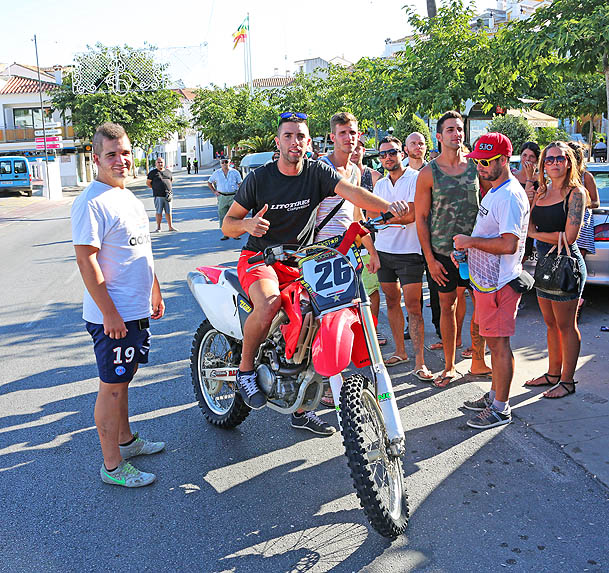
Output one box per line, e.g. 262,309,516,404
247,252,264,265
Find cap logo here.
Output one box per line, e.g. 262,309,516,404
479,143,494,151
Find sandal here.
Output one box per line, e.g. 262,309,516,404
413,367,434,381
524,373,560,387
377,334,388,347
433,372,460,388
384,355,410,367
461,347,474,359
543,380,577,399
467,370,492,379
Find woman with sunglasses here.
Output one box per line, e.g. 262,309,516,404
525,142,588,398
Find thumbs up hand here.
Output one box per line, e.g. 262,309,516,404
247,204,271,237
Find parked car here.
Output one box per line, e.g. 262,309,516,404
585,163,609,285
240,152,275,177
0,156,33,196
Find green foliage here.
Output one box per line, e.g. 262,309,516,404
51,44,185,150
237,134,276,153
486,115,536,152
391,113,433,152
536,127,570,148
402,0,489,114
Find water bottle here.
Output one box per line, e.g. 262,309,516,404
452,245,469,280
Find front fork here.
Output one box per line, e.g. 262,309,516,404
328,299,406,456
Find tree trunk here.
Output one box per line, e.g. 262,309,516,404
426,0,437,18
589,115,594,158
604,54,609,151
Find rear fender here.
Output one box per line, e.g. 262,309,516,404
312,308,359,377
187,270,243,339
280,282,304,359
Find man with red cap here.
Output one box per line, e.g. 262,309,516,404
453,132,530,429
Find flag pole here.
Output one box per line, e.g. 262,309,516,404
246,13,253,92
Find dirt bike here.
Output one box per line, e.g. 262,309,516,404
187,214,409,538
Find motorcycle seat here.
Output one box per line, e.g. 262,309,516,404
224,268,251,301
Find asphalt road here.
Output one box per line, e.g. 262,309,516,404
1,172,607,572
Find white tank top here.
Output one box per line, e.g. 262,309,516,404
315,157,358,241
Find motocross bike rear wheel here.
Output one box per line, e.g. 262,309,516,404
190,320,250,428
340,373,409,539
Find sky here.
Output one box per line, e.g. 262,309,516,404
3,0,496,89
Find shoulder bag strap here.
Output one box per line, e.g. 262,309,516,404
314,198,345,236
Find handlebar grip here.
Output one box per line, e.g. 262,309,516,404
247,253,264,264
380,211,394,223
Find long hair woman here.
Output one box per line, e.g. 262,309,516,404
524,141,588,398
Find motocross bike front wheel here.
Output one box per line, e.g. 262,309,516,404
340,374,409,539
190,320,250,428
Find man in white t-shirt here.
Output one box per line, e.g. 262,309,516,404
453,133,530,430
71,122,166,487
368,135,433,381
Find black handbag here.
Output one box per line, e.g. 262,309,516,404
533,232,581,296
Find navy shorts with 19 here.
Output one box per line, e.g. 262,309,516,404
86,319,151,384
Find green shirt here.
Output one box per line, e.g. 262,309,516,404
429,158,480,256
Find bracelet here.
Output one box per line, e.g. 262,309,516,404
526,179,536,183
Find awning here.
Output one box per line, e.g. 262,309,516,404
507,109,558,128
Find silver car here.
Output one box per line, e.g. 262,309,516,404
585,163,609,286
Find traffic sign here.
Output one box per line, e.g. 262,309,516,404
35,128,62,136
35,136,62,143
36,143,63,149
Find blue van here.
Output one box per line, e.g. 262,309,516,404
0,156,33,196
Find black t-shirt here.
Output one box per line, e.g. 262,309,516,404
147,168,173,197
235,159,342,252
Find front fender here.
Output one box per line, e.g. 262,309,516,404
312,308,358,377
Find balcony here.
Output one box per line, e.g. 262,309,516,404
0,125,76,143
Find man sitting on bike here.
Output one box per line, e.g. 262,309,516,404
222,112,407,423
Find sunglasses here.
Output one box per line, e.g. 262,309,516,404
278,112,308,126
544,155,567,165
472,154,502,167
378,149,399,159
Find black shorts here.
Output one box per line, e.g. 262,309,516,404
430,251,470,293
86,318,151,384
377,251,425,285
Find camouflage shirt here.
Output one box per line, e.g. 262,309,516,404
429,158,480,256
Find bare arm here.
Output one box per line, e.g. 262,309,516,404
146,179,152,188
207,178,218,195
151,274,165,320
414,165,449,286
74,245,126,339
584,171,600,209
334,179,406,217
453,232,519,255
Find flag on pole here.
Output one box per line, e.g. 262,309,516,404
232,16,249,50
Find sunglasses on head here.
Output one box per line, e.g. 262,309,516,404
278,112,308,126
544,155,566,165
472,154,502,167
378,149,399,159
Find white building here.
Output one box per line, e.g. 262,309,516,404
0,63,91,187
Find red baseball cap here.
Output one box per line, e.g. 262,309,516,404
467,132,513,159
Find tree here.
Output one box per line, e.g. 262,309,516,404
536,127,570,148
52,44,185,171
486,114,536,152
492,0,609,144
401,0,490,115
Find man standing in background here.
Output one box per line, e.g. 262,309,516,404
208,158,242,241
147,157,178,232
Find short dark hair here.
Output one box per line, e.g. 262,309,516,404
92,122,128,155
437,110,463,135
379,135,402,149
330,112,357,134
277,115,308,135
520,141,541,160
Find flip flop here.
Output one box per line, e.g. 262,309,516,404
429,342,443,350
377,334,388,347
384,355,410,367
524,373,560,387
433,373,460,388
461,347,474,358
467,370,492,379
413,368,434,381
